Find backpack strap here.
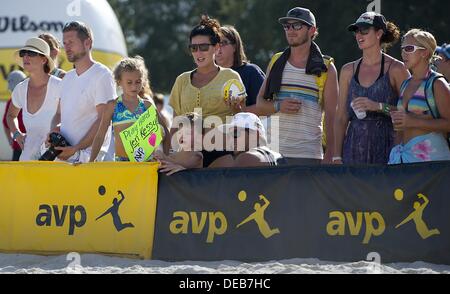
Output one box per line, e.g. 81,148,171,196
424,71,445,119
400,77,412,97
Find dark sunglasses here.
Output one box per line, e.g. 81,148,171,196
352,27,372,36
19,50,42,58
189,43,213,52
282,22,308,31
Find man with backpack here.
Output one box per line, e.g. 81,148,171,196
256,7,338,165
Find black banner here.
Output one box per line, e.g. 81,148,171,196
153,162,450,264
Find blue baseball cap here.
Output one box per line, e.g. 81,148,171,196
436,44,450,59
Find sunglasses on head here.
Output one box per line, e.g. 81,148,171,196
282,22,308,31
401,45,426,53
189,43,213,52
19,50,42,58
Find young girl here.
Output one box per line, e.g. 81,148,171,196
389,29,450,163
89,56,169,162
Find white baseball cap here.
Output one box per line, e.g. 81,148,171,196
220,112,267,142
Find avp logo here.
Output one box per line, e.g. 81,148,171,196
394,190,440,239
95,186,135,232
36,204,86,236
236,191,280,238
326,189,440,244
35,186,134,235
169,191,279,243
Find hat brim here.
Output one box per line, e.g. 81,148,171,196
278,17,314,27
347,23,372,32
217,123,267,143
14,47,55,72
218,123,255,134
436,47,450,59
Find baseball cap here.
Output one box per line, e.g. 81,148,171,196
436,44,450,59
220,112,267,142
348,12,387,32
278,7,316,27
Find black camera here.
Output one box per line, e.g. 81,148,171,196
39,132,71,161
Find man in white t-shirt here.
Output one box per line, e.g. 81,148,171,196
50,21,116,162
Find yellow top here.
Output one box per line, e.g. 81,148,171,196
169,67,244,123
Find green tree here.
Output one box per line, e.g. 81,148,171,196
108,0,450,93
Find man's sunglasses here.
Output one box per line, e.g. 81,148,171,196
282,22,308,31
189,43,213,52
401,45,426,53
19,50,42,58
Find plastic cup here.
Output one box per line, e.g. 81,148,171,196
351,101,367,119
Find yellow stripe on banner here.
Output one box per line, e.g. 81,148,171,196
0,162,158,259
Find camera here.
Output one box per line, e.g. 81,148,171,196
39,132,71,161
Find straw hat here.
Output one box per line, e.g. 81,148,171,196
14,37,55,72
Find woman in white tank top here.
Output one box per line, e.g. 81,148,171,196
6,38,61,161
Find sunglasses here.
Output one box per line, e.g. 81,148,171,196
219,40,235,47
282,22,308,31
189,43,213,52
352,27,372,36
19,50,42,58
401,45,426,53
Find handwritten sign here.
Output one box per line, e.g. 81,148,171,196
119,105,162,162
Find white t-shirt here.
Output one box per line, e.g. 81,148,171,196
12,76,61,161
60,62,116,160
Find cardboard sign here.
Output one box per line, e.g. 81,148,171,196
119,106,162,162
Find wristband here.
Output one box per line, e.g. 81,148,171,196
382,103,391,115
274,101,281,113
332,156,342,162
13,131,21,141
379,103,383,111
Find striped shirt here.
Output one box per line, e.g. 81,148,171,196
267,62,323,159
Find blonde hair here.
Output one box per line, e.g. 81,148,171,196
113,56,150,90
403,29,438,63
